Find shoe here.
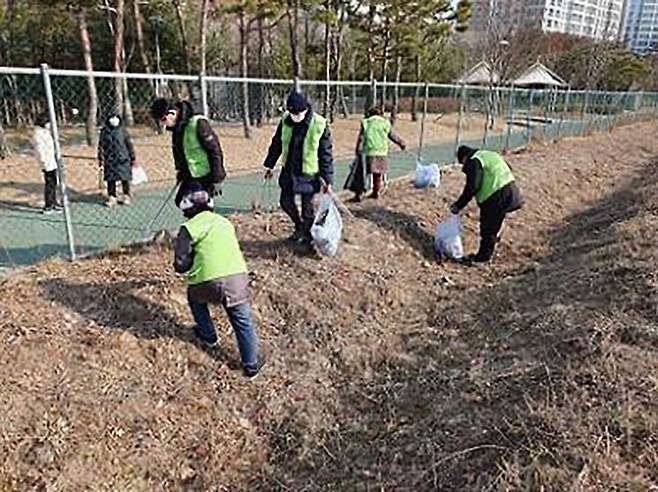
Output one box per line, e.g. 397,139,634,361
243,359,265,379
121,195,132,206
367,192,379,200
287,229,305,242
298,232,313,245
53,205,63,212
193,326,218,349
461,254,490,266
106,196,117,208
42,207,55,215
348,195,362,203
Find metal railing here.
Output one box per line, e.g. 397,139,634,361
1,64,657,272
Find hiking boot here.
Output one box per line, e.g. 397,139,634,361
106,196,117,208
193,326,218,349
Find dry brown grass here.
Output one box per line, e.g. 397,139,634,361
0,121,657,490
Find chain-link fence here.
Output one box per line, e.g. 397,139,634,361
2,64,658,273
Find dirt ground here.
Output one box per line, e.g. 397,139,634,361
1,112,500,206
1,120,657,490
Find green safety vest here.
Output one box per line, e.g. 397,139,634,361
280,112,327,176
184,115,211,179
182,211,248,285
473,150,515,204
362,115,391,157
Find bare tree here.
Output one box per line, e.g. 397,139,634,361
78,8,99,146
133,0,152,73
199,0,211,76
173,0,193,74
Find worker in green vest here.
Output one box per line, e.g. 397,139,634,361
450,145,523,264
347,106,406,202
150,98,226,207
173,182,261,378
263,91,334,244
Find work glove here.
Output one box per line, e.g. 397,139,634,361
449,203,460,215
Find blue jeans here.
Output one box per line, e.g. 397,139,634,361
187,294,259,370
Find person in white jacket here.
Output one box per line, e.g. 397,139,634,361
32,114,61,214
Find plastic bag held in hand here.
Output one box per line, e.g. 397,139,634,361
414,160,441,188
131,165,148,186
434,214,464,260
310,192,343,256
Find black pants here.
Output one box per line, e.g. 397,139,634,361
280,183,314,234
477,206,507,261
107,180,130,197
43,170,58,208
175,177,215,207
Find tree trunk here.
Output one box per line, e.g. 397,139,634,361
173,0,193,74
379,31,390,110
288,0,302,81
112,0,125,118
366,4,375,109
199,0,210,75
256,14,265,126
0,121,9,159
239,16,252,139
391,55,401,125
411,55,420,122
323,0,331,117
78,9,98,146
133,0,152,73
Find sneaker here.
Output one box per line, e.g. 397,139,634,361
193,326,218,349
106,196,117,208
243,360,265,379
42,207,55,215
121,195,132,206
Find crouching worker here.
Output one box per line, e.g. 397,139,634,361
173,183,261,378
450,145,523,264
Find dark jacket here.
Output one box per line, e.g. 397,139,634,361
98,117,135,182
173,223,250,307
170,101,225,185
263,109,334,194
454,153,523,214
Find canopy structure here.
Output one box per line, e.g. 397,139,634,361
513,62,566,88
457,61,501,85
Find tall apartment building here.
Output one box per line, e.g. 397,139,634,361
622,0,658,53
468,0,624,41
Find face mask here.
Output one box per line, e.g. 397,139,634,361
290,109,307,123
109,116,120,127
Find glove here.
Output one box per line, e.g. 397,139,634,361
450,203,460,215
264,168,274,180
211,183,222,197
400,143,406,151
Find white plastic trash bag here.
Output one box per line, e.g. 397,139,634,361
414,160,441,188
310,193,343,256
131,165,148,186
434,214,464,260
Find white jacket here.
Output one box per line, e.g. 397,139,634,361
32,126,58,172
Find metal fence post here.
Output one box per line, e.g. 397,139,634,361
417,82,429,161
504,85,515,151
581,89,590,136
40,63,76,261
454,83,466,159
558,85,570,139
199,73,209,117
525,89,534,146
483,86,490,147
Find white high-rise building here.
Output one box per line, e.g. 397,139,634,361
622,0,658,53
468,0,624,41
